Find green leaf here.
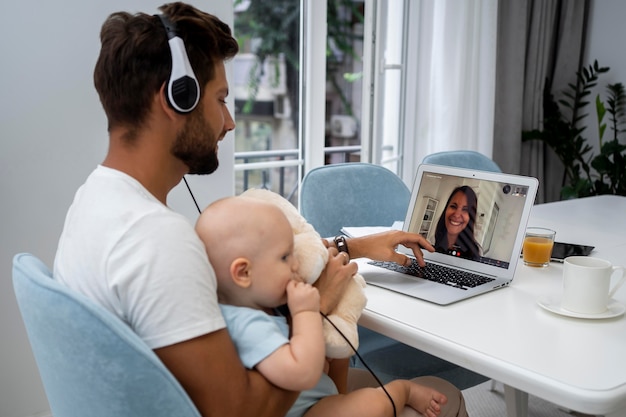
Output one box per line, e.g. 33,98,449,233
343,72,363,82
599,124,607,140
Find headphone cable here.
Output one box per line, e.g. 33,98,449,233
320,312,397,417
184,176,202,214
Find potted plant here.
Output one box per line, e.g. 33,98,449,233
522,61,626,198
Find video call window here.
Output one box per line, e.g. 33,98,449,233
407,173,530,269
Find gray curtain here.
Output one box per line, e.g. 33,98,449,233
493,0,589,203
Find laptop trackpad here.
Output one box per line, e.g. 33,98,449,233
365,272,433,292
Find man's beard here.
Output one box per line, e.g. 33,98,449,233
171,110,221,175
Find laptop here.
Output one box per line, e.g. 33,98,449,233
355,164,538,305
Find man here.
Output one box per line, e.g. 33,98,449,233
54,3,467,416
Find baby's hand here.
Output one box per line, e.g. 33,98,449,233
287,280,320,315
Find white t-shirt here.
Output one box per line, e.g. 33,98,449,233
54,165,225,349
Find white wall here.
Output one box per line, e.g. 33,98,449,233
0,2,233,416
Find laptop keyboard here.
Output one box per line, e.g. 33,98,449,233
368,259,495,290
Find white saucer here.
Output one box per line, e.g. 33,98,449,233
537,297,626,319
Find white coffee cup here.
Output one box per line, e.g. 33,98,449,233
561,256,626,314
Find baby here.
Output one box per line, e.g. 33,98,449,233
195,196,447,417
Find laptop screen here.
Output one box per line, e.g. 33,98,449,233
403,165,537,273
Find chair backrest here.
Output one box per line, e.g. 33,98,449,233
300,163,410,237
12,253,201,417
422,150,502,172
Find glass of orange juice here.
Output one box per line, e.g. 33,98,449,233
523,227,556,267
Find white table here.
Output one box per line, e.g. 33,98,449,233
358,195,626,417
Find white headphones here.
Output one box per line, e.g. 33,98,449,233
157,14,200,113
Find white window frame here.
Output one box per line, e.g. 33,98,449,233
360,0,411,177
234,0,329,186
301,0,327,173
234,0,497,192
300,0,386,172
235,0,406,185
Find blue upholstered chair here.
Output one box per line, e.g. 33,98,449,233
422,150,502,173
300,162,410,238
12,253,201,417
300,163,464,383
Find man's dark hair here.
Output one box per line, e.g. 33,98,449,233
93,2,239,136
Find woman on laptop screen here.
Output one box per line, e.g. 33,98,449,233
433,186,481,260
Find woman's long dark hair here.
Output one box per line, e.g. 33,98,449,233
434,186,480,260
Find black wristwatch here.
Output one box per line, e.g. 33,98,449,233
333,235,350,256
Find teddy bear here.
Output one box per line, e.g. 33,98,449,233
240,188,367,359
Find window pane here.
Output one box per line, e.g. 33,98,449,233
233,0,301,201
325,0,365,165
233,0,368,203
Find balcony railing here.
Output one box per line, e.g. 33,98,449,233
234,145,362,200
